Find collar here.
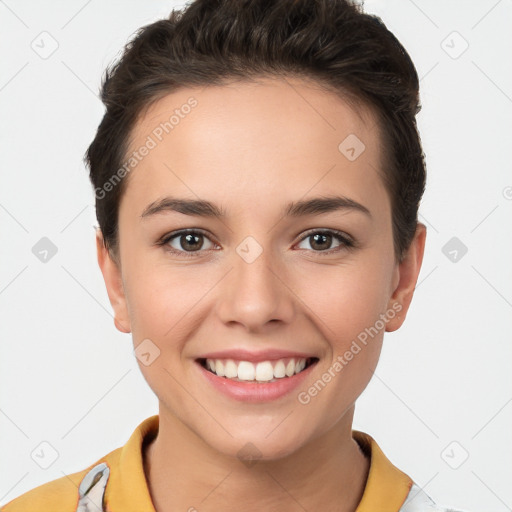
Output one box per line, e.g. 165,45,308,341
352,430,413,511
103,415,159,511
101,416,412,511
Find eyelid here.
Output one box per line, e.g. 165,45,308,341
297,227,354,244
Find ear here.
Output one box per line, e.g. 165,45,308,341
95,228,131,333
385,223,427,332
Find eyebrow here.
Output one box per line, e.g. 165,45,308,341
140,195,372,220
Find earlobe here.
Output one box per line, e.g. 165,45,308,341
95,228,131,334
385,223,427,333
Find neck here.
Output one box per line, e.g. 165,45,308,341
143,406,369,512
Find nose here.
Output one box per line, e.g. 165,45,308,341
215,240,295,333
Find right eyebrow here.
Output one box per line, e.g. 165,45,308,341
140,197,226,220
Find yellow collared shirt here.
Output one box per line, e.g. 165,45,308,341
2,415,466,512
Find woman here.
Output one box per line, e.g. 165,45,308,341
3,1,468,510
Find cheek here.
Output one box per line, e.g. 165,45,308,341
298,258,391,343
122,256,219,343
288,265,387,435
295,258,391,398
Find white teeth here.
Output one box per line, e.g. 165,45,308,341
237,361,255,381
255,361,274,382
214,360,225,377
203,357,312,381
295,359,306,374
224,359,238,378
273,360,286,378
285,359,295,377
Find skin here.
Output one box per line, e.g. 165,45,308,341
96,76,426,511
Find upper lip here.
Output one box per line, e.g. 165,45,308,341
196,348,318,363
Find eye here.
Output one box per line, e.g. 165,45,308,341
296,229,354,254
157,228,355,258
159,229,217,256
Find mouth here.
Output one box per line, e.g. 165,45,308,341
196,356,319,383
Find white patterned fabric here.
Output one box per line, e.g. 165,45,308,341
399,483,468,512
75,463,110,512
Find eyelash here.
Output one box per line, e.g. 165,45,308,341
157,228,356,258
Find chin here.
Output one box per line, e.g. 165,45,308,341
199,423,312,463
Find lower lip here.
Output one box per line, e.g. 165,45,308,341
196,359,318,403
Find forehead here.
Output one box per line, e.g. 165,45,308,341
120,76,388,222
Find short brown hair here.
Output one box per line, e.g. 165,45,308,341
85,0,426,265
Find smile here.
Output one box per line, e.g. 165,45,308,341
199,357,318,383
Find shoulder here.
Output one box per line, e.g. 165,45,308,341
399,483,470,512
352,431,470,512
1,448,121,512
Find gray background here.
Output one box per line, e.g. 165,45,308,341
1,0,511,509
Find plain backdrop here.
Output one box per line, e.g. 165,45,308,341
1,1,511,510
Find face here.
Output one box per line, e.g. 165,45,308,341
97,76,425,460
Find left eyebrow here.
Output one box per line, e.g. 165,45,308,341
284,195,372,219
139,194,372,220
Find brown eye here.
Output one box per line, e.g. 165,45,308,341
297,230,354,253
177,233,204,251
162,230,216,254
309,233,333,251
